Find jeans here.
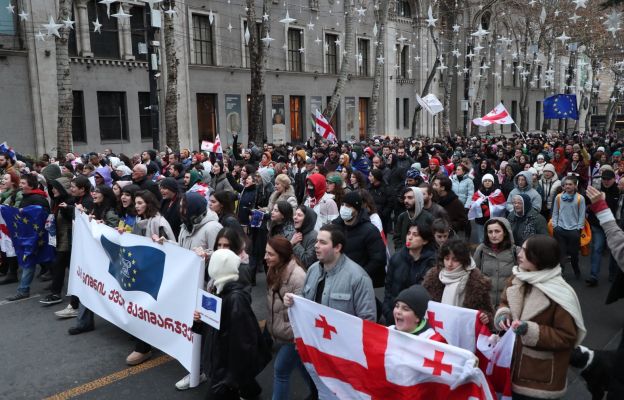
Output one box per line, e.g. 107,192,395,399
553,227,580,275
590,224,606,280
272,342,316,400
17,266,35,295
76,303,94,329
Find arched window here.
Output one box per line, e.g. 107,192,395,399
397,0,411,18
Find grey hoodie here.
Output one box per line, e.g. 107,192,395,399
506,170,542,212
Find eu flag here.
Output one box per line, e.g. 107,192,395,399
101,235,166,300
0,205,55,269
543,94,579,120
201,295,218,312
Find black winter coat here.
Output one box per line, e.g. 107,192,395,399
197,281,271,393
20,191,50,213
237,184,257,226
160,195,182,240
369,181,391,228
382,246,437,324
332,209,387,287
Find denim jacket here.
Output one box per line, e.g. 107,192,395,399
302,254,376,321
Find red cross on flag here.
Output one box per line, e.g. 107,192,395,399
472,103,515,126
314,110,337,143
288,296,494,399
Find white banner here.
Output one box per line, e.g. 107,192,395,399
68,212,203,372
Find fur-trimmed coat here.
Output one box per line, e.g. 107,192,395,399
267,186,298,214
422,266,494,328
495,278,577,399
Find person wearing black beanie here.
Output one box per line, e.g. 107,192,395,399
392,285,446,342
160,177,182,239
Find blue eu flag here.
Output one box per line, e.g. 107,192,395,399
543,94,579,120
0,205,55,269
201,295,218,312
101,235,166,300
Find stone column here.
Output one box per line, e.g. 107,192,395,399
76,0,93,57
120,4,135,60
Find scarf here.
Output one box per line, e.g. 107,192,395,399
512,265,586,346
439,262,475,307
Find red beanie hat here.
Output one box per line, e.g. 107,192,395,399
429,157,440,166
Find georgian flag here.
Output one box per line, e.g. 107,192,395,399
427,301,513,400
200,134,223,154
288,296,494,400
0,208,15,257
314,110,337,142
468,189,507,221
472,103,515,126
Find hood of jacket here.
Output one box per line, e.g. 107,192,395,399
542,163,557,176
298,205,318,235
182,192,209,231
41,164,62,183
307,173,326,201
513,170,534,190
487,217,515,247
408,186,424,216
50,176,71,199
258,168,274,187
188,170,203,187
95,166,113,187
511,193,533,218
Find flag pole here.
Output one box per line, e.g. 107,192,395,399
513,122,527,143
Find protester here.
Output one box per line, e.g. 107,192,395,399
264,236,316,400
391,285,446,342
291,205,318,269
431,176,468,235
495,235,585,399
423,239,493,328
304,173,338,231
507,193,548,247
159,177,182,240
383,220,436,324
506,171,542,213
393,187,432,249
268,201,296,240
267,174,298,213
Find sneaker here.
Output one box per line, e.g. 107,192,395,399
6,292,29,301
126,350,152,366
175,372,207,390
55,304,79,319
40,294,63,305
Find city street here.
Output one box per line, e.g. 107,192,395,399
1,253,622,400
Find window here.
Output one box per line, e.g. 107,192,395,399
72,91,86,143
536,65,542,88
511,101,518,132
357,38,369,76
197,93,218,142
359,98,369,140
399,46,408,78
0,0,15,35
130,6,147,61
138,92,152,140
192,14,215,65
88,1,120,59
68,7,77,57
97,92,128,141
535,101,541,130
290,96,304,141
501,59,505,84
396,98,400,129
287,28,303,72
325,34,338,74
403,98,409,128
512,62,518,87
396,0,411,17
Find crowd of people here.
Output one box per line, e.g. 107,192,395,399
1,129,624,399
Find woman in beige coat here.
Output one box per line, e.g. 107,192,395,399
264,236,315,400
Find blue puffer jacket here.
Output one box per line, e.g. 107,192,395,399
451,174,475,208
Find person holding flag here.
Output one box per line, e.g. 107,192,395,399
495,235,585,400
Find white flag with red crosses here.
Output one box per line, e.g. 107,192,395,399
288,296,494,400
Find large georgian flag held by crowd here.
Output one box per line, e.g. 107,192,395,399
472,103,515,126
68,211,203,372
288,296,493,399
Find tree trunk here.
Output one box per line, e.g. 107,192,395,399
469,63,488,135
56,0,74,159
411,26,440,137
323,0,355,120
368,0,389,136
582,59,599,132
441,16,458,137
519,61,537,132
163,0,179,151
248,0,270,145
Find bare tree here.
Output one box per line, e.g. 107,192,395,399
247,0,270,145
410,25,441,137
323,0,355,119
56,0,74,159
368,0,389,136
163,0,179,151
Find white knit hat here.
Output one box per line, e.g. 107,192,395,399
481,173,495,183
208,249,240,294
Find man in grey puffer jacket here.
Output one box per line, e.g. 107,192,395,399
506,170,542,213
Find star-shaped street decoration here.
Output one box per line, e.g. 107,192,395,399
554,9,560,17
280,10,296,25
376,55,384,64
569,14,580,24
298,47,305,53
98,0,117,18
6,2,14,14
93,18,102,34
573,0,587,9
437,63,448,71
314,36,321,45
260,33,274,45
18,10,28,21
35,31,46,41
62,18,75,30
556,31,571,45
307,20,315,30
227,22,233,32
262,13,269,21
414,55,421,62
473,44,484,53
244,27,250,44
426,6,437,27
356,6,366,17
452,24,461,32
112,5,131,20
42,16,64,38
451,49,461,57
471,24,489,38
208,10,215,25
466,51,475,59
335,38,341,47
164,5,176,17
